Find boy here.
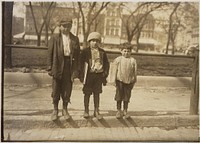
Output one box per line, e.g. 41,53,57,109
79,32,109,120
112,42,137,119
47,18,80,121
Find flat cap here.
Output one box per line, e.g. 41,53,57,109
59,18,72,25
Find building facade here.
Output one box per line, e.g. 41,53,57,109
23,4,160,51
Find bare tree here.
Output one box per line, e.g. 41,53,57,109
77,2,110,48
155,2,197,54
121,2,166,52
43,2,57,46
29,2,56,46
165,2,180,54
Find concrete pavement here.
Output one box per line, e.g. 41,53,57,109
4,127,198,141
2,72,199,141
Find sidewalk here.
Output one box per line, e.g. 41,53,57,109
4,72,192,88
2,72,199,141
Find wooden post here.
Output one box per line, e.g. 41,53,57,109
189,48,199,115
3,2,13,68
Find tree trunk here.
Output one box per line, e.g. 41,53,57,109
82,37,87,49
37,35,41,46
3,2,13,68
166,31,170,54
171,39,175,55
45,22,49,46
136,36,140,53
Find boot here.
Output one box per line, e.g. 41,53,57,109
51,110,58,121
83,94,90,118
123,110,130,119
83,108,89,118
51,101,58,121
94,108,103,120
62,102,71,120
116,109,122,119
123,101,130,119
94,94,103,120
116,101,122,119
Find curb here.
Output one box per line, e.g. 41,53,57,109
4,115,198,129
4,72,192,88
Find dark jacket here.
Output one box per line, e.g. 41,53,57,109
47,32,80,80
79,47,110,84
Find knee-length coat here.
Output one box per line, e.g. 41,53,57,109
47,32,80,80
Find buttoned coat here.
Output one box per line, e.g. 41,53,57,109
47,32,80,80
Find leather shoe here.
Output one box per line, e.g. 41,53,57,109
83,111,90,118
94,110,103,120
116,110,122,119
51,110,58,121
62,109,71,120
123,110,130,119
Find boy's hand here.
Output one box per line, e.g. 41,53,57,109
79,76,84,83
48,71,52,76
110,80,117,87
110,82,116,87
102,78,107,86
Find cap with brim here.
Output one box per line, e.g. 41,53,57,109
59,18,72,25
87,32,101,42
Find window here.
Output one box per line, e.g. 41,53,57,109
112,11,115,16
115,29,119,36
111,19,115,26
116,20,119,26
107,11,110,16
106,28,109,35
106,19,110,26
111,28,114,35
141,32,144,37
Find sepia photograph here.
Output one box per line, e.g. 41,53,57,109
2,0,199,142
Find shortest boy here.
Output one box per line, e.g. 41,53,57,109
112,42,137,119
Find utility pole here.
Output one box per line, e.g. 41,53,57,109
189,48,199,115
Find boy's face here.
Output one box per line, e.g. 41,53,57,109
89,39,100,49
60,23,72,34
121,48,131,58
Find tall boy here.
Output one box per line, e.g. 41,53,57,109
79,32,109,120
47,18,80,121
113,42,137,119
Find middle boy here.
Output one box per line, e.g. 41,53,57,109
79,32,110,120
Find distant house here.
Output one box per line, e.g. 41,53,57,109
12,17,24,35
12,17,25,44
191,25,199,46
24,4,76,45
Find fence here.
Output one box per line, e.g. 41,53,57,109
5,44,194,76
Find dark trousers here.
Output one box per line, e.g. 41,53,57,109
51,57,72,105
115,80,134,102
84,93,100,109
